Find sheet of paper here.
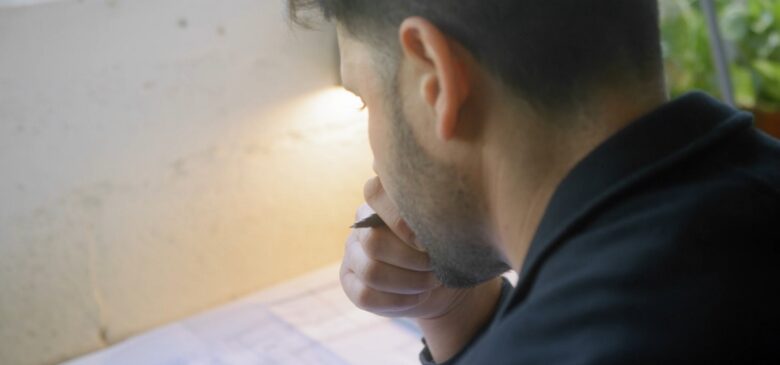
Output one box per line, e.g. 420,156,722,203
62,264,423,365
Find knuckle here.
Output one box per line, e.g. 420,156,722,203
360,231,384,259
345,230,357,248
344,237,360,263
363,177,381,202
355,203,371,220
392,217,415,243
360,262,383,286
342,273,373,310
355,288,376,310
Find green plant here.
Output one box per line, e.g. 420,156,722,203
661,0,780,112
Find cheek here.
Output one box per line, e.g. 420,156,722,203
366,101,393,178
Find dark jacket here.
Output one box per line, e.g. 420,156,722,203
421,92,780,364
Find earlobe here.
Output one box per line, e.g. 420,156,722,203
399,17,469,143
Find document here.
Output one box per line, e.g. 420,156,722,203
62,264,423,365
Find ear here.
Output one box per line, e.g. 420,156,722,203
398,17,470,142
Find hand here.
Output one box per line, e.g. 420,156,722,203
340,177,478,319
341,177,505,362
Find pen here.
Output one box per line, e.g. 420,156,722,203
350,213,387,229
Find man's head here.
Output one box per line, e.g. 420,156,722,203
290,0,665,287
290,0,663,112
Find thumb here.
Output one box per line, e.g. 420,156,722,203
364,177,426,252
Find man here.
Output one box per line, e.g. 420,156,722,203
289,1,780,363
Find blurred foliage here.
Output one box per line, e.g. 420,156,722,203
661,0,780,112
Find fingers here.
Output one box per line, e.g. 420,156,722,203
350,246,439,294
347,236,439,294
355,202,376,221
341,177,441,317
364,177,396,218
358,226,431,272
341,269,429,315
363,177,422,251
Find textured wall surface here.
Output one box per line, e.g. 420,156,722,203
0,1,372,364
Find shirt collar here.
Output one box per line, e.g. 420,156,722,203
509,91,754,306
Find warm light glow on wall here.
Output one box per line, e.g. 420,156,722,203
296,86,369,133
261,86,370,148
310,86,368,117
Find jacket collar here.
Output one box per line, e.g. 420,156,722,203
502,91,754,313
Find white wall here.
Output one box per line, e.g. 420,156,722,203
0,1,372,364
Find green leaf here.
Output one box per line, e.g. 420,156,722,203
731,64,756,108
752,11,774,33
753,59,780,108
721,3,750,41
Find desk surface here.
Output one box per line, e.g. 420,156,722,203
62,263,423,365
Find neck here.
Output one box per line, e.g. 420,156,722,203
481,90,666,270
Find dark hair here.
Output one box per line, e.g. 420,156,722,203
289,0,663,112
